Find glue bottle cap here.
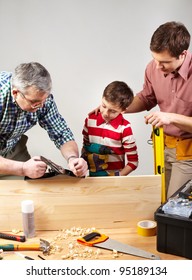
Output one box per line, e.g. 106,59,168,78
21,200,34,213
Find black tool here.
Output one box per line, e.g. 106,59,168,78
178,180,192,200
40,156,76,177
24,156,76,180
15,252,34,260
38,254,46,260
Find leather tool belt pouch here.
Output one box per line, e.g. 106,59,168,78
164,135,192,160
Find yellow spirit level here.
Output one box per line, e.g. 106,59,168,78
152,127,166,203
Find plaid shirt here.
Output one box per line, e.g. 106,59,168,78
0,71,74,156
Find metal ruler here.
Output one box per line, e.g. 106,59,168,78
152,127,166,203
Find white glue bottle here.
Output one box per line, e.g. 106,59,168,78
21,200,36,238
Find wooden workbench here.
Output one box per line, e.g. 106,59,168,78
0,175,187,260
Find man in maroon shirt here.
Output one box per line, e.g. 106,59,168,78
126,21,192,198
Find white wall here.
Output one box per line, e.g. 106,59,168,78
0,0,191,174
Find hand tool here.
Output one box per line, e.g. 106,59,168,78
0,238,50,254
38,254,46,260
77,231,160,260
25,156,76,180
0,232,26,242
178,179,192,200
40,156,76,177
152,126,166,203
15,252,35,260
0,249,3,260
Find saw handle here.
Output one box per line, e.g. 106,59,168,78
77,231,109,246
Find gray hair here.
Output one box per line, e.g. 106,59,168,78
12,62,52,94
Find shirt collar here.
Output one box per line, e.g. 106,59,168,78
163,51,191,80
97,113,123,129
177,50,192,81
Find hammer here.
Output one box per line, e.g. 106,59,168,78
0,239,50,254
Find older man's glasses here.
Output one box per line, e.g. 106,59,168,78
19,91,48,109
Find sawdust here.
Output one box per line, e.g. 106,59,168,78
46,227,121,260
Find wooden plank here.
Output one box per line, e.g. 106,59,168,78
0,175,161,231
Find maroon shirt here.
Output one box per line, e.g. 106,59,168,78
137,51,192,138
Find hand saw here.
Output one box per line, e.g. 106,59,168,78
77,231,160,260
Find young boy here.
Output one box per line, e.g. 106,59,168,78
81,81,138,176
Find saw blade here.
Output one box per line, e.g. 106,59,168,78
94,238,160,260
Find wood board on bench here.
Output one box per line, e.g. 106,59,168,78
0,175,161,231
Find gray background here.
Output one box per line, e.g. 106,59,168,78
0,0,191,174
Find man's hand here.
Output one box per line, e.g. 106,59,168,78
22,156,47,178
88,106,100,116
68,157,88,177
145,111,171,127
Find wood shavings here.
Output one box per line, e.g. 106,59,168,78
112,250,123,258
11,229,21,234
61,246,101,260
47,227,102,260
112,249,119,258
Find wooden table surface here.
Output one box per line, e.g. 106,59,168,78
0,175,187,261
0,228,186,260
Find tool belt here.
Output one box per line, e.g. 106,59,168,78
164,135,192,160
